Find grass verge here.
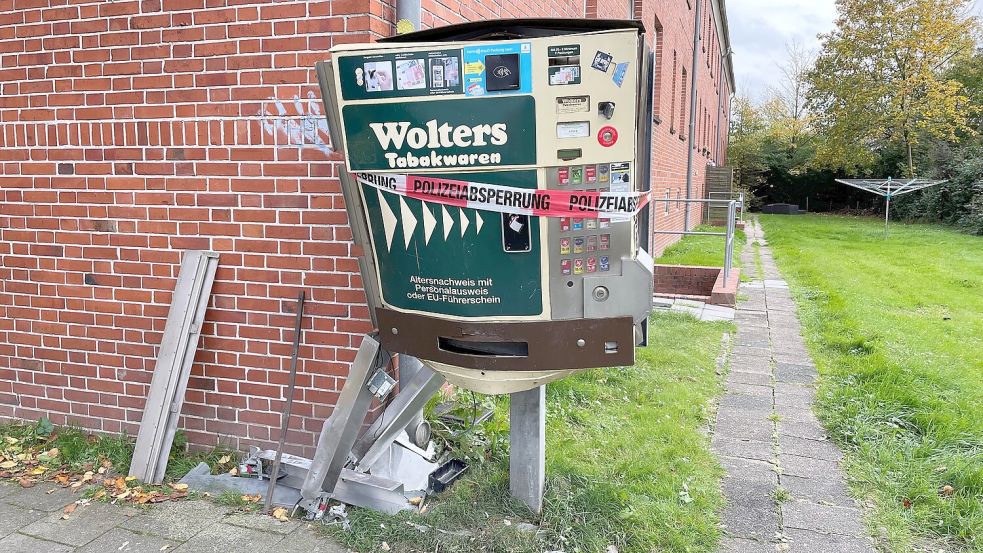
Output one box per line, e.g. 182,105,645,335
759,214,983,552
656,224,746,268
330,312,731,553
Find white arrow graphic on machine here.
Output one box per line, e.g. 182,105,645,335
378,192,485,252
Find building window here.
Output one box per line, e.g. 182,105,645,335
679,67,688,139
670,51,678,134
652,15,664,121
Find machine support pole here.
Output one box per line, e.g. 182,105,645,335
509,386,546,514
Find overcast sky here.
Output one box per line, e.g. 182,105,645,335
727,0,983,100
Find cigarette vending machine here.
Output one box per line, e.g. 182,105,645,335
317,19,655,394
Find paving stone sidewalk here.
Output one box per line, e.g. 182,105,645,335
713,218,876,553
0,480,348,553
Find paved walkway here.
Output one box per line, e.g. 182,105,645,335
714,218,875,553
0,480,347,553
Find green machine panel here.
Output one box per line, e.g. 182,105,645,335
361,170,543,318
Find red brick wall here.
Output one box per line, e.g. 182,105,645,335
0,0,731,455
641,0,732,254
0,0,384,457
653,264,717,296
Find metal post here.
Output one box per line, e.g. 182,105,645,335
884,177,892,239
683,0,704,232
723,200,735,287
510,386,545,514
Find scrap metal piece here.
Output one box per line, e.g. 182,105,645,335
129,251,219,484
301,335,386,500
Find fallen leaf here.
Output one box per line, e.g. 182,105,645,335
171,483,189,492
125,476,136,482
115,490,131,500
19,478,34,488
63,503,77,515
218,455,231,464
408,496,423,506
46,448,59,457
4,436,18,445
56,474,70,485
241,494,261,503
272,507,289,522
70,481,83,489
30,467,46,476
228,467,238,476
381,542,391,551
941,485,955,497
0,461,17,469
97,467,106,474
93,489,106,500
81,471,94,483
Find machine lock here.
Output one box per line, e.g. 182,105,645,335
598,101,616,119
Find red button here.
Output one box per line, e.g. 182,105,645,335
598,126,618,147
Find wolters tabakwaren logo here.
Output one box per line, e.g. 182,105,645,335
493,66,512,78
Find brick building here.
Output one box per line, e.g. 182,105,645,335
0,0,734,455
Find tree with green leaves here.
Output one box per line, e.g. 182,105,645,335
807,0,979,177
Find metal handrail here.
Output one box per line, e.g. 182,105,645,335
651,197,740,287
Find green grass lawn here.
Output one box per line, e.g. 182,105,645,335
759,214,983,552
334,312,730,553
656,224,746,268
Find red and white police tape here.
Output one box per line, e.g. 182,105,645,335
353,172,650,220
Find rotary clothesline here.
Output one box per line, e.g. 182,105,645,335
833,177,947,238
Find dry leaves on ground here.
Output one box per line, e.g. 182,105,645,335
1,436,189,507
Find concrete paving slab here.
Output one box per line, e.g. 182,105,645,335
718,536,776,552
728,356,773,375
778,435,843,463
712,436,774,463
727,370,773,387
2,483,77,512
774,404,820,425
172,520,284,553
778,420,828,441
0,532,74,553
715,415,774,443
719,503,779,542
652,296,675,309
781,474,856,508
730,345,772,359
0,481,18,499
222,510,303,535
120,498,230,541
774,363,817,384
773,383,816,406
782,500,867,536
785,528,876,553
19,501,134,547
77,527,181,553
727,382,774,398
0,501,47,539
276,526,351,553
675,299,707,309
780,454,842,480
718,393,773,412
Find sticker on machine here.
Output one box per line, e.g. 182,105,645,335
609,162,631,194
611,62,629,87
591,51,613,72
556,95,590,114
